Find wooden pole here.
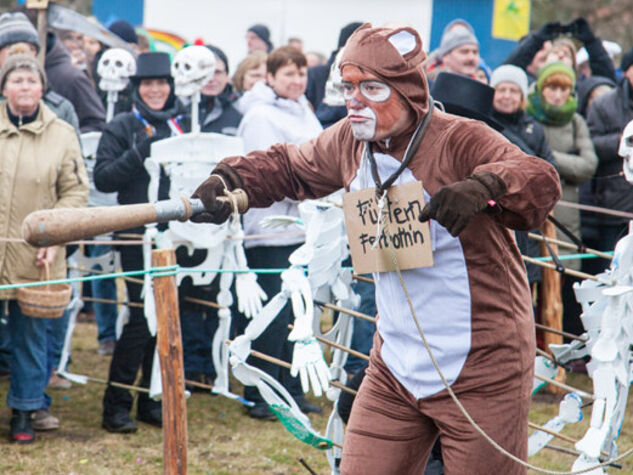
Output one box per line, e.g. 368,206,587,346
26,0,49,68
152,249,187,475
538,217,566,393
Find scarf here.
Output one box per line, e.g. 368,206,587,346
527,91,577,126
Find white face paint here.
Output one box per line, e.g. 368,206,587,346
347,105,377,140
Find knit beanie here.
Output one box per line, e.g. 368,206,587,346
490,64,528,98
437,26,479,58
0,12,40,52
0,53,46,91
206,44,229,74
108,19,139,44
247,24,273,52
536,61,576,92
621,46,633,73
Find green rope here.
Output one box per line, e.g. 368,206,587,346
0,266,301,291
531,251,613,262
0,266,178,291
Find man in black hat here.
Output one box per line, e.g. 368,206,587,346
95,51,181,434
246,24,273,53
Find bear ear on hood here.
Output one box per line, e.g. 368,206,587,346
388,29,419,58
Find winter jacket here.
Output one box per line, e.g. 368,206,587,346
493,109,556,168
236,81,323,247
541,113,598,268
586,79,633,225
94,91,182,233
0,89,79,135
45,33,106,133
494,109,558,283
181,92,242,136
0,102,88,299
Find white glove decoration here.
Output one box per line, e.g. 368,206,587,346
284,269,314,342
289,210,324,267
236,272,268,318
290,337,331,397
229,221,268,319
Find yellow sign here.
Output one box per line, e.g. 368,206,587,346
492,0,531,41
342,182,434,274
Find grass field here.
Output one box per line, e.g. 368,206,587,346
0,322,631,474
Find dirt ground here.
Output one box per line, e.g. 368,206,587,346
0,322,631,474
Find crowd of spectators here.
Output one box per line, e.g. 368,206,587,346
0,9,631,457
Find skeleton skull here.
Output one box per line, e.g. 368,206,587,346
97,48,136,92
618,119,633,184
171,45,216,97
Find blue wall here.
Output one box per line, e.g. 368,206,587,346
431,0,524,69
92,0,144,27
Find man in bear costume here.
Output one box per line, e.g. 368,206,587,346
192,23,561,474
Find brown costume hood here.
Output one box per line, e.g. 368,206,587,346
340,23,429,125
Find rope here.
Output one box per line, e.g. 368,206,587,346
534,323,588,343
0,266,303,291
521,256,601,282
379,219,633,474
532,253,607,262
556,200,633,221
527,233,613,261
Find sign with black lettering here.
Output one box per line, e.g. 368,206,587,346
343,181,434,274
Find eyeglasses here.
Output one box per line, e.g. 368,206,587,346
341,80,392,103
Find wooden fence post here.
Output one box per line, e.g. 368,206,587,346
539,218,566,393
152,249,187,474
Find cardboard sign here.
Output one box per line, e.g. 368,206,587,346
26,0,49,8
343,181,434,274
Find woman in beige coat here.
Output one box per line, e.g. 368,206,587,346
0,54,88,443
527,61,598,336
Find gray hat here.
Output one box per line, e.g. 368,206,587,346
490,64,528,98
438,26,479,57
0,54,46,91
0,12,40,52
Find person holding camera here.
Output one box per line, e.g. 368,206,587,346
504,18,616,85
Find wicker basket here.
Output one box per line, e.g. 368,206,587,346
17,262,71,318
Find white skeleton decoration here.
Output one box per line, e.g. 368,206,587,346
57,70,128,385
542,120,633,473
143,130,266,403
231,196,362,472
97,48,136,122
57,247,129,385
171,45,215,134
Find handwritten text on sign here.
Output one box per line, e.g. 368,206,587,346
343,181,434,274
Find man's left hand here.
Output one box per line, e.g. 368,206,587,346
418,172,506,237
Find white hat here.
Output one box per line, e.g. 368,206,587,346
576,40,622,65
490,64,528,98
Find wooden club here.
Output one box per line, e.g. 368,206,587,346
21,190,248,247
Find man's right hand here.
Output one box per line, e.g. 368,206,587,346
190,174,233,224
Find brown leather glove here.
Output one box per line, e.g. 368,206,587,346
190,162,244,224
418,172,507,237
